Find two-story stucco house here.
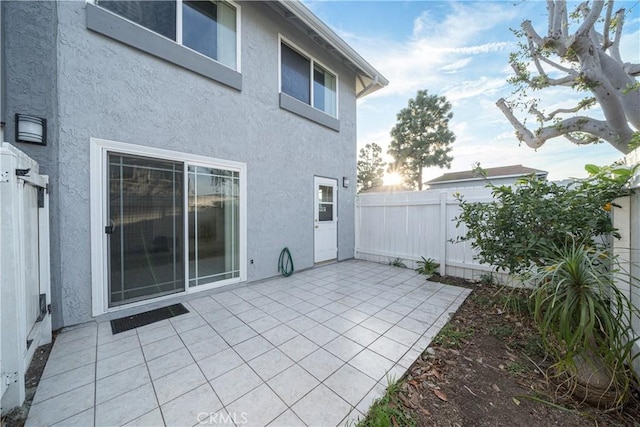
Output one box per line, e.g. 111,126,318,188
1,0,388,330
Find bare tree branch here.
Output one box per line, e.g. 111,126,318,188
610,8,625,64
528,39,547,76
530,100,596,121
497,98,628,152
577,1,604,36
624,63,640,76
603,0,614,49
563,133,595,145
522,20,545,47
538,55,577,75
499,1,638,154
560,1,569,38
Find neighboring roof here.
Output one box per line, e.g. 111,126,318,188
360,184,412,194
426,165,548,185
268,1,389,98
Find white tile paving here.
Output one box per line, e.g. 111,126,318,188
26,260,470,427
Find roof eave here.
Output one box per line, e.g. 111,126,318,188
428,172,548,185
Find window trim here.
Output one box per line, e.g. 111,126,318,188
278,35,340,128
86,0,242,90
90,137,247,316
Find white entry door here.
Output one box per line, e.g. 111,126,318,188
314,177,338,263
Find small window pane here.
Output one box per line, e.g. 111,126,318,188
318,185,333,203
313,65,336,116
318,203,333,221
183,1,218,60
98,0,176,40
281,44,310,104
183,1,237,68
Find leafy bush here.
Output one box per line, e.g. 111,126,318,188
454,163,636,275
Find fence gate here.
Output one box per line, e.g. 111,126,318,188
1,143,52,413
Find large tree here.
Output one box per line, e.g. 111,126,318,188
357,143,386,192
388,90,455,190
497,0,639,154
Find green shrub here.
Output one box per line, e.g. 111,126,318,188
454,163,636,275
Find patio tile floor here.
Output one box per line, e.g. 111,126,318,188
26,260,470,427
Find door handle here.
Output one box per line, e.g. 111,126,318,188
105,220,116,234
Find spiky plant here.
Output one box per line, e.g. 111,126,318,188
529,239,639,408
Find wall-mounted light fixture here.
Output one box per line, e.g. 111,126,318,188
15,114,47,145
342,177,350,188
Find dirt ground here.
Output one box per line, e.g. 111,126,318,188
398,276,640,427
1,339,54,427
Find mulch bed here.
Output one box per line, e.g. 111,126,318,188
392,276,640,426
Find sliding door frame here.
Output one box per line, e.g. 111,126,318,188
90,138,247,317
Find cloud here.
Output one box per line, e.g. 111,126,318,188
444,42,511,55
440,57,473,73
444,77,507,102
335,2,523,98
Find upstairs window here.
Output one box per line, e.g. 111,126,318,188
280,40,337,117
98,0,239,70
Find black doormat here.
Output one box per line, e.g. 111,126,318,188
110,303,189,334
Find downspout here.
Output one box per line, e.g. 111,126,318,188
356,75,379,99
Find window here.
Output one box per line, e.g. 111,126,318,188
98,0,238,70
280,41,337,117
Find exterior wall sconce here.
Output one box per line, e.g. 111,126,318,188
15,114,47,145
342,177,350,188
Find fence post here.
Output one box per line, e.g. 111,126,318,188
612,197,631,300
439,192,447,276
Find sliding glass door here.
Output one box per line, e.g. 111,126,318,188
188,166,240,287
106,152,242,308
107,154,185,307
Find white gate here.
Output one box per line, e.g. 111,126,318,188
0,143,52,413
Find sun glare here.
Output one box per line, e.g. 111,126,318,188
384,172,402,186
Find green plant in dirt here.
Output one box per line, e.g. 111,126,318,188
529,239,640,408
358,376,415,427
415,256,439,277
479,272,495,285
454,163,637,275
389,258,407,268
506,361,527,376
490,324,514,340
499,290,531,316
432,324,472,348
519,334,545,359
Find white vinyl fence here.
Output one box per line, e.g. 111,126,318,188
1,143,52,413
355,186,499,280
613,148,640,375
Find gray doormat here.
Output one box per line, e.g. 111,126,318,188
110,303,189,334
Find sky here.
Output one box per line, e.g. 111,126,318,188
304,0,640,182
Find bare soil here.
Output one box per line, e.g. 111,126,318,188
397,276,640,427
